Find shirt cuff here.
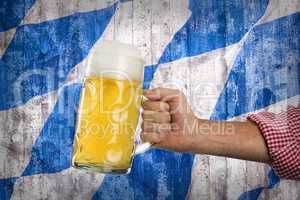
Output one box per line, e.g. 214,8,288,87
247,108,300,180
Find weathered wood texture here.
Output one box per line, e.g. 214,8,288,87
0,0,299,199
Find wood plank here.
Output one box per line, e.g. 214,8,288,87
133,0,152,66
114,0,133,44
226,158,247,200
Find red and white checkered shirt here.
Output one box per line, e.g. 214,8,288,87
247,106,300,180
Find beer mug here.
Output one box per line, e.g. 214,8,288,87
72,41,151,174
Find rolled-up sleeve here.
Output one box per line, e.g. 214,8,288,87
247,106,300,180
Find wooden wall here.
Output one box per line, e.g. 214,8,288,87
0,0,299,199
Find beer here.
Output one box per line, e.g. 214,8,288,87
72,76,142,171
71,40,150,174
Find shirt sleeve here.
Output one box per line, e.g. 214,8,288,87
247,106,300,180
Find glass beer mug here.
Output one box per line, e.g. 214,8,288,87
72,41,151,174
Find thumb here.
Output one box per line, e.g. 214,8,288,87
143,87,180,102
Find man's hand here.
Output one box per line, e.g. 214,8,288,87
141,87,199,152
141,87,271,164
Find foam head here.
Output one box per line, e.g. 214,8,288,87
86,40,144,81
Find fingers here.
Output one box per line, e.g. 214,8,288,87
140,131,191,153
141,88,181,148
143,87,181,101
142,110,171,123
140,132,166,144
142,100,170,112
142,122,172,133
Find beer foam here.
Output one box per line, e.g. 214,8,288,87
86,40,144,81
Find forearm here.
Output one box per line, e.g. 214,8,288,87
141,88,272,164
188,119,271,163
